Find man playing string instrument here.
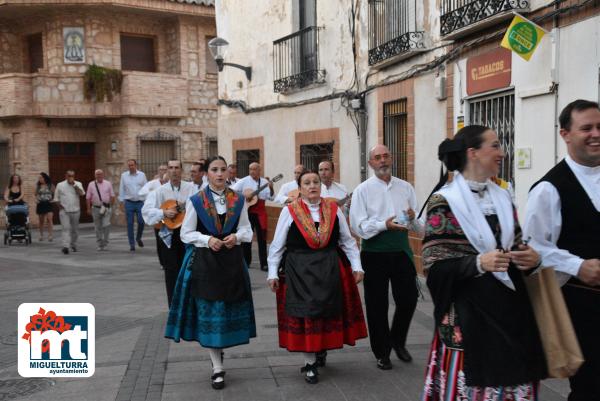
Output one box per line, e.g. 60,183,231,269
142,159,195,306
231,162,274,271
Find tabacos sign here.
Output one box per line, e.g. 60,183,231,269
466,48,512,96
18,303,95,377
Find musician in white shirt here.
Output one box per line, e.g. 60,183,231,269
142,159,195,306
190,161,207,192
274,164,304,205
230,162,274,271
138,165,168,198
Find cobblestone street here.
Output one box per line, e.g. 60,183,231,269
0,226,570,401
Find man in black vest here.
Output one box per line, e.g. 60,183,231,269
525,99,600,401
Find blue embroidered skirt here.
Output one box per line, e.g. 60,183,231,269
165,245,257,348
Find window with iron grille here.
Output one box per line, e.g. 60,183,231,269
0,142,9,189
300,142,333,173
139,140,175,178
236,149,260,178
120,34,156,72
383,99,408,180
368,0,425,66
208,138,218,157
468,92,515,184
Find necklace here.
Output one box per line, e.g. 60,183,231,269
210,188,226,205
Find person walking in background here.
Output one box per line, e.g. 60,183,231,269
138,164,168,198
226,163,238,186
4,174,24,206
53,170,85,255
421,125,546,401
35,172,54,241
119,159,147,251
86,169,115,251
525,99,600,401
350,144,422,370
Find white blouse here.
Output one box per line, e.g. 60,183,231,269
180,188,253,248
267,199,363,281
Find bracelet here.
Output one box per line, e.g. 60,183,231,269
476,254,485,274
532,257,542,269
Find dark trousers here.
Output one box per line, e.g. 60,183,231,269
154,228,165,267
361,251,418,360
157,228,186,307
242,212,268,269
124,200,144,247
563,284,600,401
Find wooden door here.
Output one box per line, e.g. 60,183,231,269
48,142,95,224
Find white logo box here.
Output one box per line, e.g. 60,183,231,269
18,303,95,378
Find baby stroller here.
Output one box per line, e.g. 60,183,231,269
4,204,32,245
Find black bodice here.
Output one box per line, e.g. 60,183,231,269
285,218,340,250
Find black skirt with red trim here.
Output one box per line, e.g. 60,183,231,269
276,250,368,352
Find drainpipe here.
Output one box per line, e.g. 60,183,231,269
551,4,561,164
358,108,367,182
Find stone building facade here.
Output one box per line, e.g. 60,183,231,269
0,0,217,224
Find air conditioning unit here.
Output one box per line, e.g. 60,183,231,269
434,75,447,100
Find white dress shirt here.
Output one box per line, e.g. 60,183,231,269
53,180,84,212
138,178,163,197
350,175,423,239
192,181,208,193
180,189,252,247
142,181,196,226
524,156,600,283
274,180,298,205
119,170,147,202
321,181,349,200
230,176,274,201
267,199,363,281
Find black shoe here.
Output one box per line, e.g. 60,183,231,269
376,357,392,370
70,246,77,252
301,362,319,384
316,351,327,368
260,266,268,271
393,346,412,363
130,246,135,252
137,239,144,248
61,247,69,255
211,371,225,390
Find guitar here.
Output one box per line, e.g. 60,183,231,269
327,192,352,207
243,174,284,207
154,199,186,230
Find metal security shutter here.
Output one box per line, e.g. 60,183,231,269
140,140,174,178
236,149,260,178
120,35,156,72
300,142,333,173
469,92,515,184
383,99,408,180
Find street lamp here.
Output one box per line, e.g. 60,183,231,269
208,37,252,81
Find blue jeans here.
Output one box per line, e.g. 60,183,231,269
125,200,144,247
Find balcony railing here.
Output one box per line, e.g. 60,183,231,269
440,0,530,38
368,0,425,66
273,26,325,93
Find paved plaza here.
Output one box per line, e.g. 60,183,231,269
0,226,570,401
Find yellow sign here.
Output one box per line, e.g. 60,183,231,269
501,14,546,61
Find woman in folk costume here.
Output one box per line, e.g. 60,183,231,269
420,125,547,401
165,156,256,390
267,170,367,384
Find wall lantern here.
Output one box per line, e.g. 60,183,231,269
208,37,252,81
111,141,118,152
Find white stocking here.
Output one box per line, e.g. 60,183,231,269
208,348,224,376
303,352,316,366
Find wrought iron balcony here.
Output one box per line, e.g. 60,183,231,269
368,0,426,66
273,26,326,93
440,0,529,39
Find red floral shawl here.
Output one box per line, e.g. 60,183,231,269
287,198,338,249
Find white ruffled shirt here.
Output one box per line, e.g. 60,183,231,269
267,199,363,281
